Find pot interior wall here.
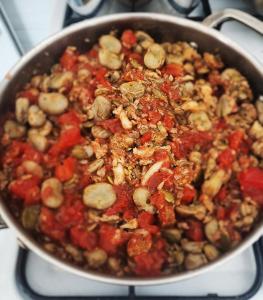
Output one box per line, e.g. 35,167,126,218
1,16,263,114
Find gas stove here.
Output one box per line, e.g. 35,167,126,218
1,0,263,299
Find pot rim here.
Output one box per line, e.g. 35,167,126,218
1,12,263,286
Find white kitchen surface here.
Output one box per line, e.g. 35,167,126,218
0,3,21,80
0,0,66,79
1,0,263,299
1,0,67,51
0,229,21,300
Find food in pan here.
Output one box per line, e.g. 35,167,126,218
1,29,263,277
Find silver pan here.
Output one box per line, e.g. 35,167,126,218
0,9,263,286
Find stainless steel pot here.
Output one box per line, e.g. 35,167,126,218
0,9,263,286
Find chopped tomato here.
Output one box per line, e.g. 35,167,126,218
160,82,171,94
216,186,227,202
155,238,166,251
39,207,65,241
154,149,169,162
87,48,98,58
148,111,162,124
137,212,159,234
147,171,173,192
140,97,165,113
98,119,123,133
123,208,137,221
99,224,117,254
168,87,180,101
9,176,40,205
127,231,152,257
58,111,81,127
215,118,228,131
57,201,85,228
162,63,184,77
161,82,180,101
228,130,244,150
121,30,137,48
134,250,166,276
171,131,212,159
60,48,78,71
218,148,235,169
23,144,43,163
217,206,226,220
81,62,94,73
163,114,175,130
2,141,22,165
147,172,164,192
95,67,112,89
181,186,196,204
150,192,166,210
106,185,135,219
49,127,83,156
162,172,174,190
127,52,143,64
240,137,252,155
238,167,263,204
182,131,212,152
19,88,39,104
150,191,175,226
78,174,92,189
186,220,204,242
170,140,184,159
55,157,76,182
2,141,42,166
140,131,152,144
70,226,97,250
99,224,128,255
158,205,175,226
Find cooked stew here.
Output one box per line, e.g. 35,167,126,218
1,29,263,277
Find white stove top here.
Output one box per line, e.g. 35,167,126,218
1,0,263,299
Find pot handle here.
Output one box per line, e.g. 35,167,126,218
202,8,263,35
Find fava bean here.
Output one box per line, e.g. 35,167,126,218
85,248,108,268
28,131,48,152
99,35,121,54
41,178,64,208
98,49,122,70
92,96,112,121
144,43,165,69
15,97,29,124
38,93,68,115
133,187,154,213
83,182,116,210
28,105,46,127
4,120,26,139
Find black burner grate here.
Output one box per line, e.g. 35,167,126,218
15,0,263,299
63,0,263,26
63,0,213,27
